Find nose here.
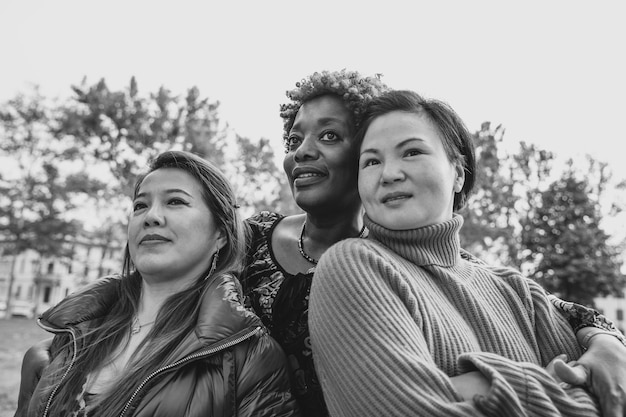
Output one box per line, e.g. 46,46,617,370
381,162,406,184
143,205,164,227
294,135,319,163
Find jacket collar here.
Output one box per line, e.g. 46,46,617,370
39,273,261,348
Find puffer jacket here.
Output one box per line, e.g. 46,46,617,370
19,274,300,417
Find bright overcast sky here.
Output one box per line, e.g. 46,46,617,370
1,0,625,183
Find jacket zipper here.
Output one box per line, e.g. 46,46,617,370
119,325,263,417
37,319,79,417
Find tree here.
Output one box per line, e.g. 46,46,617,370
460,122,521,266
461,122,625,305
0,89,94,317
59,77,291,221
521,165,626,306
230,134,300,217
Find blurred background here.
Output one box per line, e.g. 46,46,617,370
1,1,625,415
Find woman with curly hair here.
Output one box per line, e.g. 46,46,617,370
243,71,626,416
240,69,389,417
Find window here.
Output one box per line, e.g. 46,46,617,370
47,262,54,274
43,286,52,303
617,309,624,321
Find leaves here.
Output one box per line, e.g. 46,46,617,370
461,122,626,307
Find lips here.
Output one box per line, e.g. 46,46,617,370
381,192,412,204
140,234,170,244
292,166,327,186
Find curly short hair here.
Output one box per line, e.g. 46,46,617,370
279,69,390,150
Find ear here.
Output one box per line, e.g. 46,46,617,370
453,161,465,193
214,227,227,252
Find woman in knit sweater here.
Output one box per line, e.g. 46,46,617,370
309,90,626,417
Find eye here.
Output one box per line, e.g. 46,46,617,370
360,157,380,169
285,134,302,152
168,198,188,206
404,149,422,157
320,131,339,142
132,201,147,212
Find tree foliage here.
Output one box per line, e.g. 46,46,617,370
460,123,625,306
0,89,85,255
521,167,626,306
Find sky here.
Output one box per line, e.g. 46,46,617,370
1,1,625,180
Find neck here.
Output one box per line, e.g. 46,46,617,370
297,207,365,266
137,278,188,321
304,206,364,245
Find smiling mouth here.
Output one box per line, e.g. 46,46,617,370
296,173,323,179
382,194,411,204
294,172,326,186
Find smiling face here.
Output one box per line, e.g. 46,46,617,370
358,111,464,230
128,168,225,285
283,95,360,214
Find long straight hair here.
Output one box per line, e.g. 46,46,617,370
43,151,246,417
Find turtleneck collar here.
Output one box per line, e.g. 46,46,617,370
364,213,463,267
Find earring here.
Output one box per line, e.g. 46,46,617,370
206,250,219,279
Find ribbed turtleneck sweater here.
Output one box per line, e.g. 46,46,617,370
309,214,599,417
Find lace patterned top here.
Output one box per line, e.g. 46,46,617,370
241,211,327,417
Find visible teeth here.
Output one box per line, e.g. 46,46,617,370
297,173,322,179
385,195,408,202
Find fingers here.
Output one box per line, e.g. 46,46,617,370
553,359,589,386
545,354,569,380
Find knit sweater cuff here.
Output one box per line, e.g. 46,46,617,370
458,352,599,417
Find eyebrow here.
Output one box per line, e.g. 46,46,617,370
292,116,347,130
135,188,194,199
360,137,425,155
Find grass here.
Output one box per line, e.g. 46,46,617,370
0,318,48,417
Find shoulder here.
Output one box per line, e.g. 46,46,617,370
314,238,395,291
467,260,540,307
245,211,284,252
320,237,392,268
40,274,123,328
246,211,284,229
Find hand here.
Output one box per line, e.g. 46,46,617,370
545,354,589,387
557,334,626,417
450,371,491,401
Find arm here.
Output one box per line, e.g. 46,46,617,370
14,338,53,417
548,294,626,417
310,241,599,417
235,329,301,417
548,294,626,345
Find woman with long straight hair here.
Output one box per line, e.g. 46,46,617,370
18,150,299,417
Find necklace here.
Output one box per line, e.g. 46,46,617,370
298,220,367,265
131,316,155,335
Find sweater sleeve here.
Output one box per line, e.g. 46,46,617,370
309,240,599,417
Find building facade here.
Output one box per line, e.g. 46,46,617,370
0,236,123,318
